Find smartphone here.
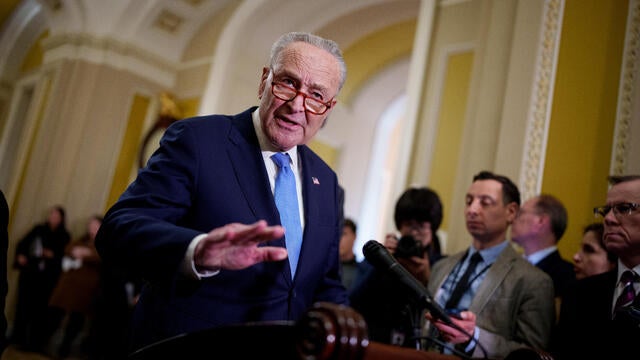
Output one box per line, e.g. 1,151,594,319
446,308,466,319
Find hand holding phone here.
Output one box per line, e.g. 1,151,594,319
446,308,466,320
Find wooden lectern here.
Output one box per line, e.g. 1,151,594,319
128,302,457,360
128,302,552,360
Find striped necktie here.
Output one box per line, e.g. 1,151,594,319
614,270,638,316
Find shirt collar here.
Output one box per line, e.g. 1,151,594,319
526,246,557,265
617,260,640,281
471,240,510,265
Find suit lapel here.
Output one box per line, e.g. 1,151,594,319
433,252,465,293
470,244,517,312
292,146,320,280
226,109,284,245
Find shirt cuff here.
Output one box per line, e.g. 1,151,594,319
182,233,220,279
463,326,479,353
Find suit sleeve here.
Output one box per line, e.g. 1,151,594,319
96,120,202,284
473,270,555,358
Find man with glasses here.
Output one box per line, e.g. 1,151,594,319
96,32,349,353
554,175,640,359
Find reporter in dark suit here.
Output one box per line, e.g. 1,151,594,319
96,32,349,352
511,194,576,316
554,175,640,359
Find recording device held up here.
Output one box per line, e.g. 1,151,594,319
393,235,424,259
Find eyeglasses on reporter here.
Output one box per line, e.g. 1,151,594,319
593,203,640,218
271,81,333,115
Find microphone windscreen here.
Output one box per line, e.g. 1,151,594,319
362,240,393,268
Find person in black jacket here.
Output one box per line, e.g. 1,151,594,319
349,186,444,348
554,175,640,359
9,205,70,352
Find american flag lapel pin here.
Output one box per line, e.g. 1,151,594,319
312,177,320,185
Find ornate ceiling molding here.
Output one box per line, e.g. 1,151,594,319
41,33,178,88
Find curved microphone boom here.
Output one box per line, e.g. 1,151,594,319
362,240,453,325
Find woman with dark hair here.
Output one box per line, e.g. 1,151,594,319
10,205,70,352
572,222,616,280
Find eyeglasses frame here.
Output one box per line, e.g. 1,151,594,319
593,202,640,218
270,81,334,115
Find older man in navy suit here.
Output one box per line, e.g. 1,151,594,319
554,175,640,359
96,32,349,352
511,194,575,313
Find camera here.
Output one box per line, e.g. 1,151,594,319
394,235,424,259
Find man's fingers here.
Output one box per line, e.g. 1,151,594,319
206,221,285,247
260,247,288,262
225,220,285,245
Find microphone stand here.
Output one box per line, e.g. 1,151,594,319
399,295,425,351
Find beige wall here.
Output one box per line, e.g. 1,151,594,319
543,0,628,259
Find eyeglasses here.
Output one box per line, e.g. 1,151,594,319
271,81,333,115
593,203,640,218
400,220,431,233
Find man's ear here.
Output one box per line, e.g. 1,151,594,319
506,202,519,224
258,67,270,98
538,212,551,229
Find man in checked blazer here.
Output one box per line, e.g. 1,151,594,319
426,171,555,359
96,32,349,353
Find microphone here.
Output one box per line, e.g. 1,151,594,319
362,240,453,325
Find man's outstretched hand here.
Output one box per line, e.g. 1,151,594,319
194,220,288,272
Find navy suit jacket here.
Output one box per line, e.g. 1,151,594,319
96,107,348,351
535,250,576,298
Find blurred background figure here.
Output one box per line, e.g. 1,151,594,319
554,175,640,359
511,194,575,318
0,191,9,356
350,186,444,348
572,222,616,280
43,214,103,359
10,205,70,353
383,186,445,277
339,218,358,292
86,259,143,360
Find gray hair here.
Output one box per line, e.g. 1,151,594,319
269,32,347,90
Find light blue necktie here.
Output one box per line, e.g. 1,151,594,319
272,153,303,278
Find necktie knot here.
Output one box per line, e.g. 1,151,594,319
620,270,638,286
272,152,290,169
469,252,483,264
